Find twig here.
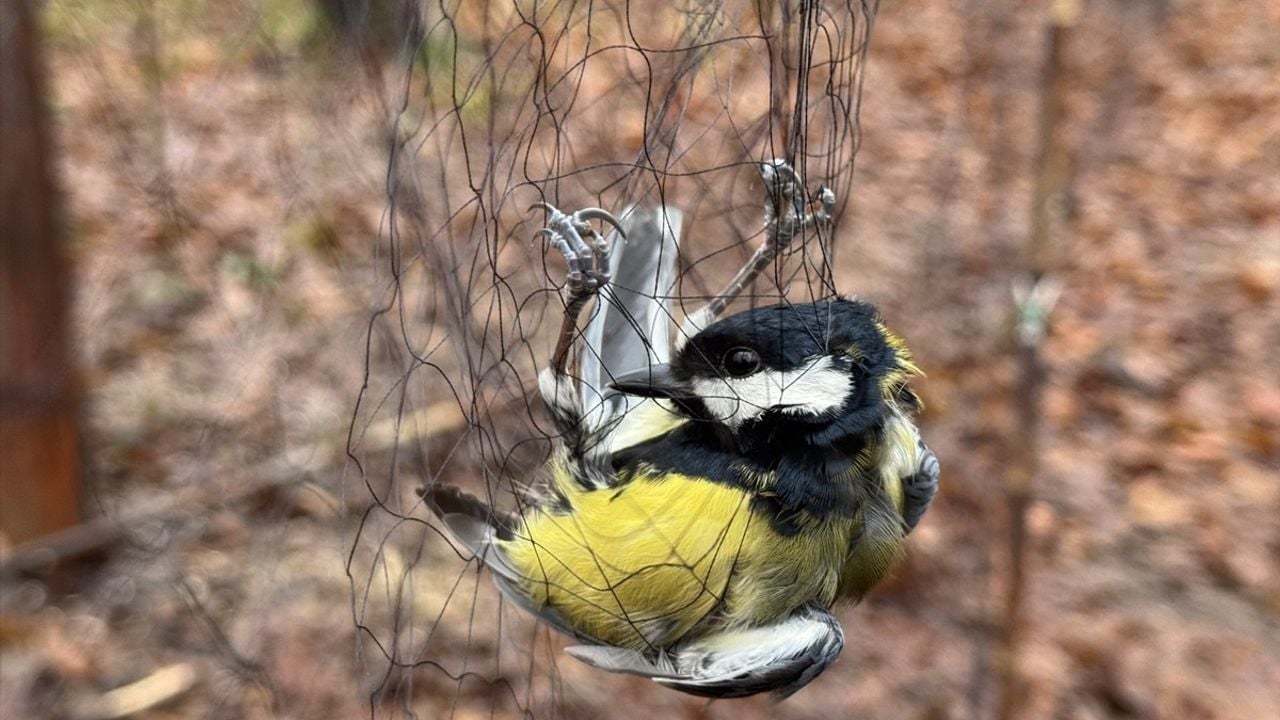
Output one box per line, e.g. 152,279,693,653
994,2,1078,719
70,663,198,720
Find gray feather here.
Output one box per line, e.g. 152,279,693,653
655,605,844,699
581,205,682,430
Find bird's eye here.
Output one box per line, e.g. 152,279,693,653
722,347,760,377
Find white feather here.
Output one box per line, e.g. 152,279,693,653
674,615,832,678
538,366,579,420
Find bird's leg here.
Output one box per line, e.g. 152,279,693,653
532,199,627,476
534,202,626,375
536,202,623,451
678,159,835,344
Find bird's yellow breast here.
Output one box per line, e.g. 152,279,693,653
500,468,861,650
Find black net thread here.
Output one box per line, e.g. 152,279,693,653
346,1,880,716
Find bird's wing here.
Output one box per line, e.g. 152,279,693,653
580,205,682,433
901,440,940,532
420,485,599,643
566,604,844,699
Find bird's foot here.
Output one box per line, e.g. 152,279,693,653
760,158,836,252
533,202,626,306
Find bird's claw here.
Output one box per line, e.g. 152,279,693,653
759,158,835,252
532,202,624,304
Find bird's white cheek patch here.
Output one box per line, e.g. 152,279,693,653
692,356,852,426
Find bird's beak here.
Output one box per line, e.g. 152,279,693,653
608,364,690,400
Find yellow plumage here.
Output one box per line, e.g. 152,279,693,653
499,410,921,651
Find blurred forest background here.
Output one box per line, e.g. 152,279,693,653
1,0,1278,719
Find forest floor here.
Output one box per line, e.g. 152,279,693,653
2,1,1278,719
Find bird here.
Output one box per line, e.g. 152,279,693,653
421,160,938,699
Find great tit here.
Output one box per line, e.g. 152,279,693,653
422,163,938,699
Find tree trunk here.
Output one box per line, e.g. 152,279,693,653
0,0,83,544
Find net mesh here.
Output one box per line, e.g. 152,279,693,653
345,1,880,716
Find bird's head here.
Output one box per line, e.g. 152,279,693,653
609,298,921,447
